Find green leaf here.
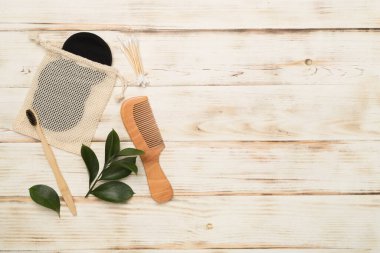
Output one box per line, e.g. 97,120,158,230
81,145,99,187
29,185,60,217
115,157,138,174
117,148,144,157
101,157,137,180
101,164,132,180
105,129,120,163
127,163,138,174
91,181,134,203
118,156,137,165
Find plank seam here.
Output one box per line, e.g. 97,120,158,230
1,26,380,32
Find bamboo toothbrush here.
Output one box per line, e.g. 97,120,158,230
26,109,77,216
120,97,173,203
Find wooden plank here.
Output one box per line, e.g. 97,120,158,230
1,31,380,88
29,250,372,253
2,84,380,142
1,0,380,30
0,196,379,250
1,141,380,196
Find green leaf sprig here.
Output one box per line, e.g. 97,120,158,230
81,129,144,203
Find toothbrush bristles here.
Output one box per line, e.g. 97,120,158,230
26,109,37,126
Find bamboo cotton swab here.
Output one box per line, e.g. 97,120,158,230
119,37,149,87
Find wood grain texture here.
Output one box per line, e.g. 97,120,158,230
2,0,380,251
3,251,375,253
1,0,380,30
1,31,380,88
1,196,379,250
4,251,372,253
1,141,380,197
2,84,380,143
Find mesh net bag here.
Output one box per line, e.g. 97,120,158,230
13,45,122,154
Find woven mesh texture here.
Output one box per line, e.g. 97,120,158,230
13,45,118,154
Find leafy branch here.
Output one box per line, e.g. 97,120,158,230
81,129,144,203
28,130,143,217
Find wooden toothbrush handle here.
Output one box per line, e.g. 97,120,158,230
36,126,77,216
142,157,173,203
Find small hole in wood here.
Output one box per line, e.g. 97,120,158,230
206,223,213,230
305,59,313,65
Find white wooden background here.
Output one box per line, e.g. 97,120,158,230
1,0,380,252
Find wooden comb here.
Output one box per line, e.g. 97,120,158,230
121,96,173,203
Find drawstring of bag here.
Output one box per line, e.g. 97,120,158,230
115,72,130,102
29,33,49,48
115,71,151,102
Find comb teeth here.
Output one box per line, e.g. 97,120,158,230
133,100,163,148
